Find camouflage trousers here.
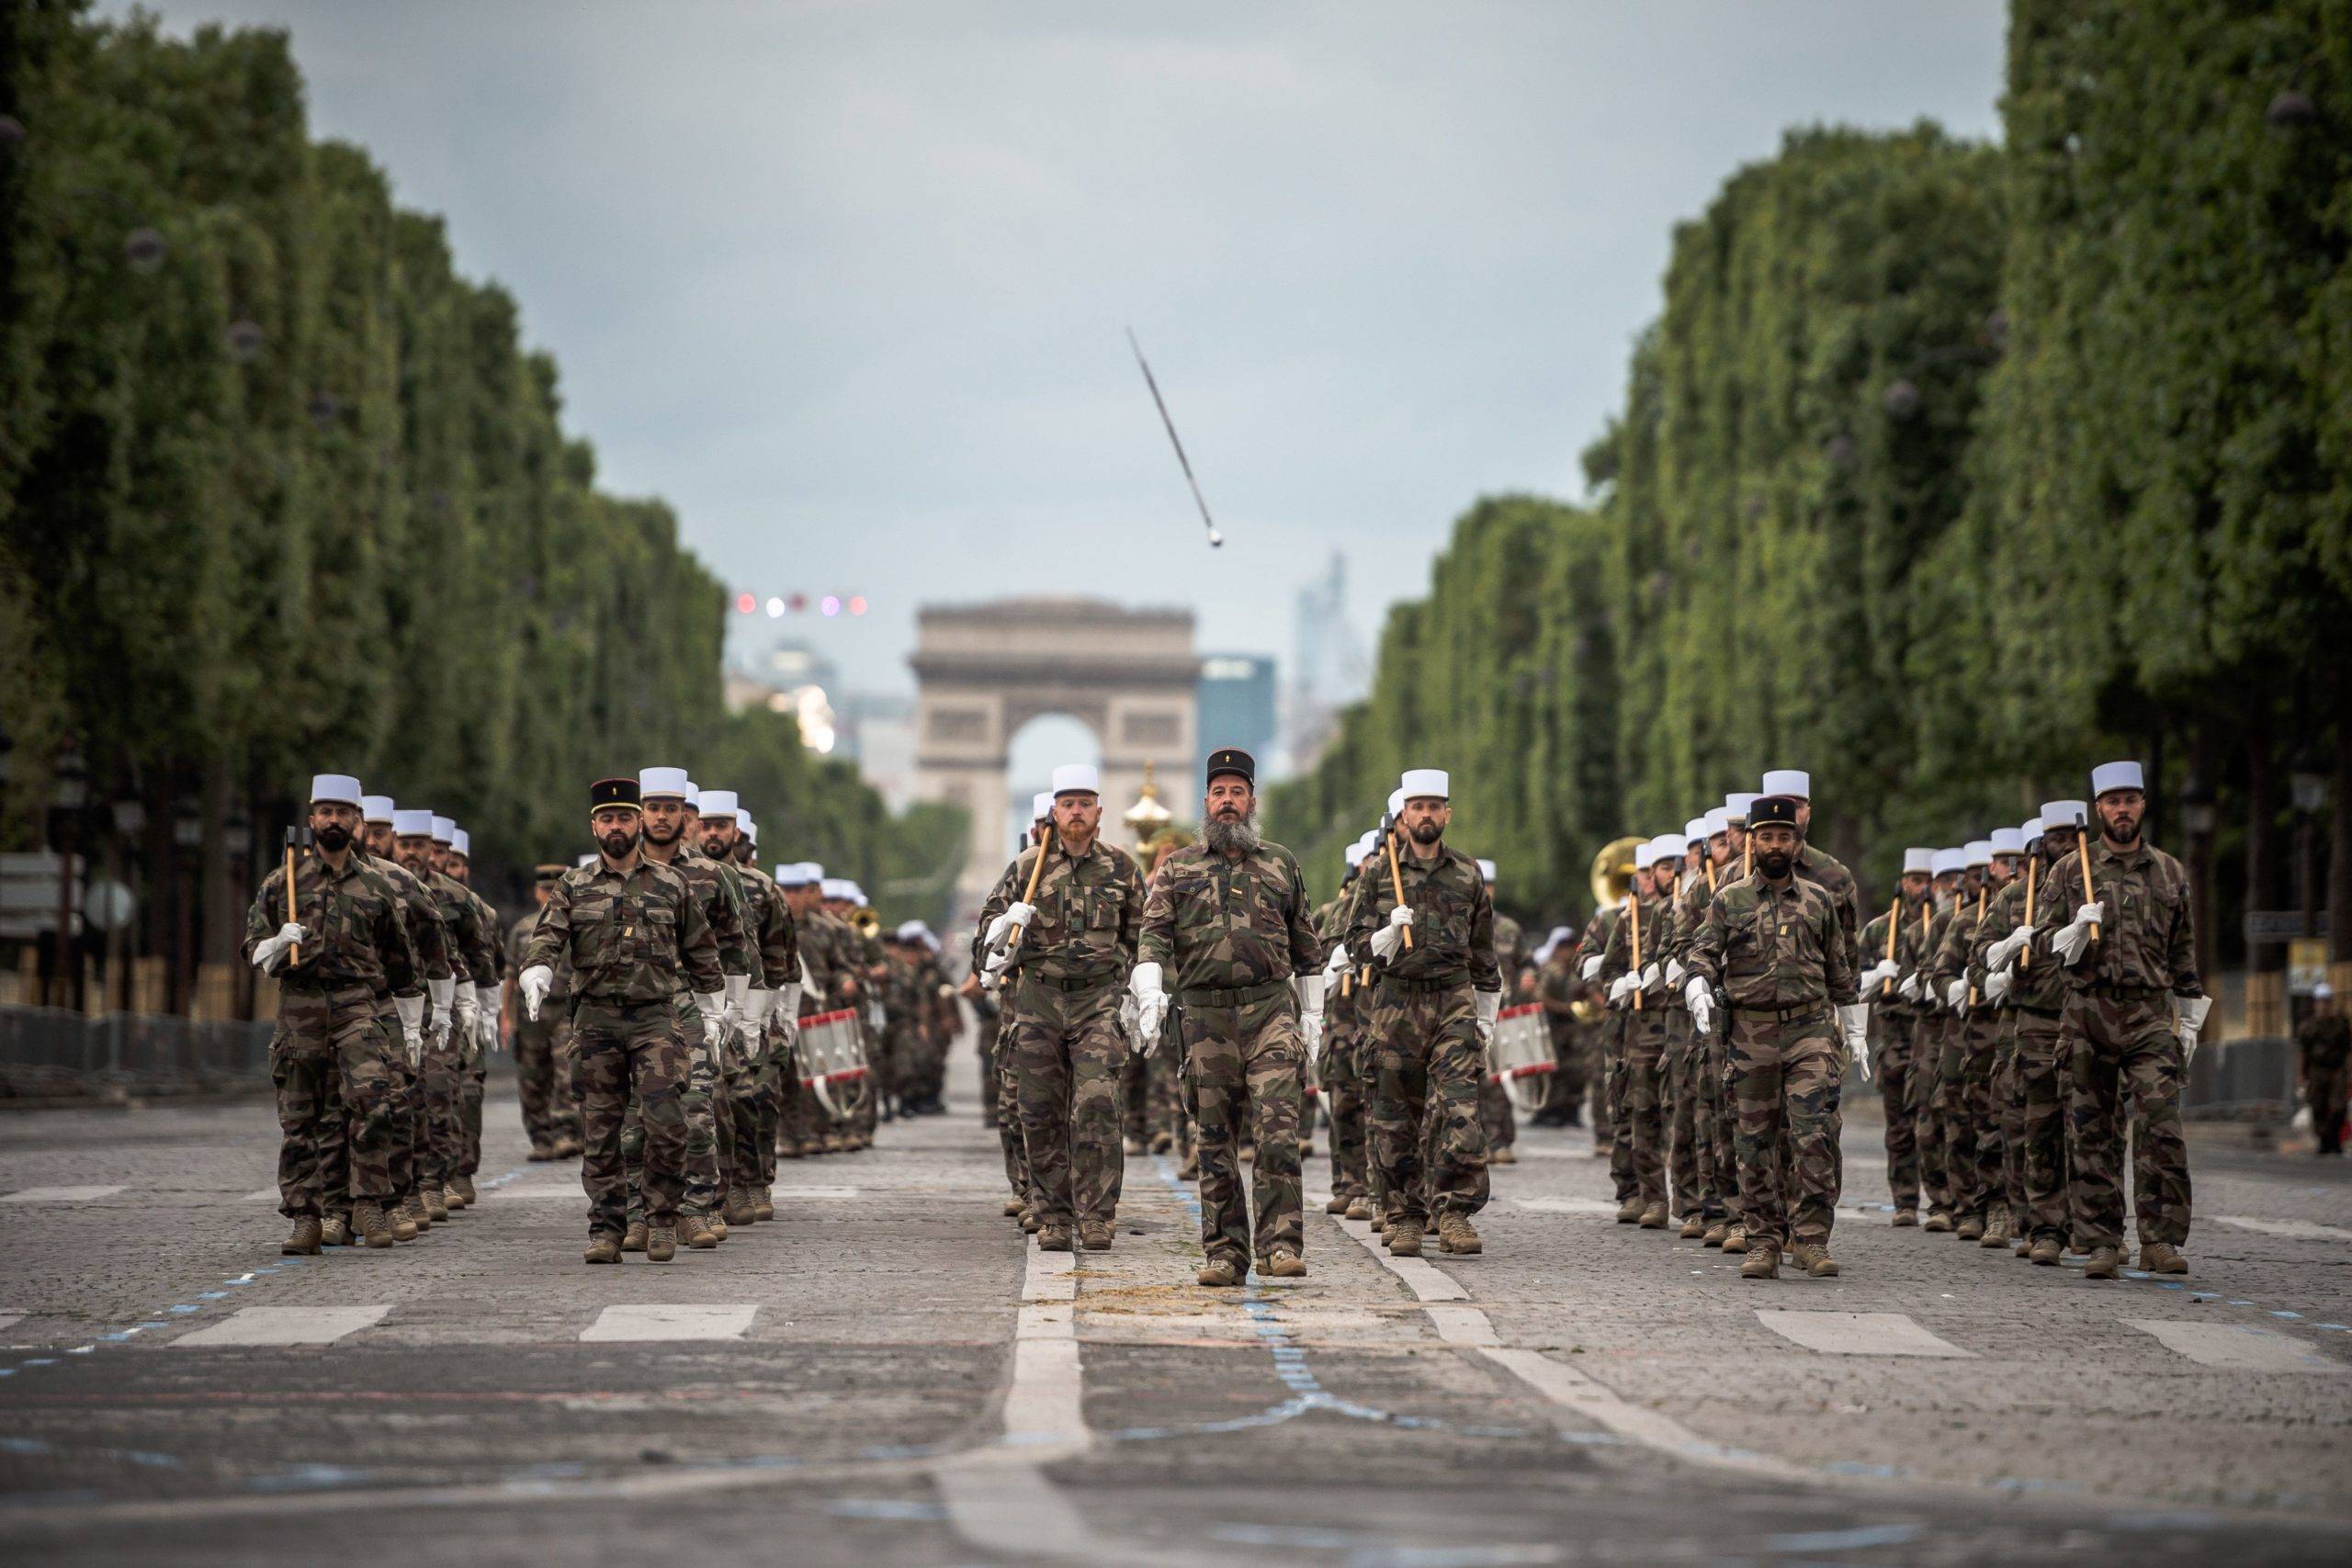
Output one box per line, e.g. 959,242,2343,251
681,998,734,1216
1006,972,1125,1229
1728,1006,1842,1252
1540,1017,1589,1118
577,998,689,1238
1478,1075,1517,1151
1868,1009,1921,1211
1181,987,1307,1264
514,1013,581,1152
1910,1014,1952,1218
1322,1013,1369,1201
1618,1007,1670,1209
1366,978,1488,1221
744,1015,783,1187
419,1034,466,1192
270,987,398,1216
1664,1010,1709,1218
1995,1017,2025,1232
459,1048,487,1177
2007,1010,2062,1241
2063,992,2189,1252
1943,1014,2003,1224
725,1029,764,1200
977,1010,1029,1199
1601,1013,1635,1201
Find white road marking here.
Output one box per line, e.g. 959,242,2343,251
493,1185,587,1201
2125,1319,2346,1374
175,1305,390,1347
1512,1196,1622,1217
0,1311,24,1334
579,1305,757,1343
1755,1310,1975,1359
2212,1215,2352,1244
1329,1208,1807,1481
1,1185,126,1203
770,1185,862,1199
243,1187,279,1202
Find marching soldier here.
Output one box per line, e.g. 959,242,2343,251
509,864,583,1161
1905,848,1967,1230
1974,805,2083,1263
440,826,503,1207
1317,838,1375,1220
977,765,1148,1252
1602,837,1676,1229
402,811,495,1224
1132,749,1324,1285
1858,848,1935,1225
1681,795,1866,1280
725,813,797,1216
244,773,422,1253
780,863,854,1161
2032,760,2205,1280
1931,839,2005,1242
699,791,792,1225
518,776,723,1265
357,793,456,1246
1346,769,1502,1260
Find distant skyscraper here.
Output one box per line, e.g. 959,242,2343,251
1281,552,1368,773
1198,654,1277,774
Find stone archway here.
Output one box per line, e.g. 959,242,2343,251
910,598,1199,913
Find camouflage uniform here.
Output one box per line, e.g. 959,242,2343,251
1600,885,1675,1213
1140,840,1323,1267
791,906,865,1153
1579,903,1634,1199
457,883,503,1179
1928,880,2004,1227
2298,1010,2350,1156
1684,869,1859,1254
244,852,419,1219
1860,895,1933,1214
2032,837,2201,1253
734,862,798,1192
355,852,451,1221
1975,869,2064,1242
1346,841,1501,1224
1662,868,1719,1221
525,858,722,1239
1532,949,1587,1122
1480,912,1527,1155
508,905,581,1156
626,845,748,1223
1317,894,1370,1205
978,838,1148,1233
424,869,496,1197
1911,893,1962,1222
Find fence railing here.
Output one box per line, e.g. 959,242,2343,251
1,1006,277,1099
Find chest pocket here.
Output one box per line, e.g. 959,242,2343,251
1725,908,1764,957
573,892,616,964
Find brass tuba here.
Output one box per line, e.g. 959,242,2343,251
1589,835,1645,911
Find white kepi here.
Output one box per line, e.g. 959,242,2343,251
1399,768,1450,801
1760,769,1810,799
310,774,363,808
1050,763,1101,796
2090,761,2143,797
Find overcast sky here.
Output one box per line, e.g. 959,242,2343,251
116,1,2005,700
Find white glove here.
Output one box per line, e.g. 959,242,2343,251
451,983,479,1041
1128,962,1167,1051
394,993,424,1068
781,981,803,1018
1683,977,1713,1035
982,947,1011,982
1837,1003,1871,1081
1665,958,1685,987
475,984,501,1052
1322,946,1350,985
2052,902,2103,966
724,973,750,1028
1899,971,1923,1001
250,922,308,973
1987,923,2034,970
519,964,553,1021
2171,994,2212,1060
1474,988,1500,1045
1640,962,1662,993
1943,978,1969,1013
427,976,456,1034
695,991,728,1059
1297,975,1326,1060
1608,973,1638,1006
984,901,1036,950
1984,969,2012,1004
1579,954,1603,981
1859,958,1899,993
1369,905,1415,964
743,987,774,1030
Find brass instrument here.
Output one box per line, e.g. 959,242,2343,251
1589,835,1644,909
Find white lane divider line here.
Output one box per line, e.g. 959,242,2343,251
579,1305,757,1343
2213,1215,2352,1244
1327,1204,1808,1481
242,1187,279,1202
1511,1196,1621,1216
1754,1310,1976,1359
1,1185,127,1203
174,1305,390,1348
0,1311,25,1334
770,1185,862,1200
2125,1318,2346,1373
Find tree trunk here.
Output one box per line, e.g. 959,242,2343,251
2330,682,2351,964
200,750,235,967
2246,698,2282,973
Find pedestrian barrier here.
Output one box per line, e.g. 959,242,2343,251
0,1004,275,1099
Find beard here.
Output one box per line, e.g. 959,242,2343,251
598,827,640,859
643,816,680,846
312,823,353,853
1409,820,1442,846
1757,850,1794,879
1203,807,1262,857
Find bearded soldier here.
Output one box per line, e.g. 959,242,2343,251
1681,795,1866,1280
1602,837,1677,1229
702,792,795,1225
1858,848,1935,1226
509,864,583,1161
2032,760,2205,1280
1346,769,1502,1260
401,812,494,1224
1973,806,2082,1263
976,765,1148,1253
967,797,1056,1224
1132,749,1324,1285
519,776,723,1265
244,773,422,1253
439,827,503,1206
356,794,456,1246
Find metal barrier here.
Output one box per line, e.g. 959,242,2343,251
0,1006,276,1100
2185,1034,2295,1117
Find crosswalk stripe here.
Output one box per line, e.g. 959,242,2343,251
1,1185,127,1203
578,1304,757,1342
2212,1215,2352,1244
175,1305,390,1347
1755,1310,1975,1358
2125,1318,2346,1373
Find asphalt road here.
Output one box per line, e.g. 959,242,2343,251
3,1048,2348,1566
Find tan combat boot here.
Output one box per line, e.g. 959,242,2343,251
453,1173,477,1205
444,1181,469,1213
1262,1247,1306,1278
2029,1235,2063,1266
2014,1232,2034,1258
2082,1246,2120,1280
1080,1221,1114,1252
1386,1217,1426,1257
1020,1207,1043,1235
322,1213,355,1248
1436,1213,1482,1255
1036,1224,1074,1252
354,1201,396,1249
1638,1201,1668,1229
682,1216,720,1249
401,1193,432,1233
1980,1213,2010,1248
1324,1194,1351,1214
1720,1225,1748,1254
424,1185,449,1223
1149,1131,1174,1155
622,1220,649,1253
2138,1242,2188,1275
1344,1196,1373,1221
724,1190,758,1228
1892,1207,1918,1227
645,1224,678,1262
583,1234,621,1265
1739,1244,1780,1280
1176,1150,1200,1180
553,1134,582,1158
781,1139,808,1160
1921,1210,1953,1233
283,1217,323,1256
707,1214,729,1243
1002,1196,1026,1217
1123,1135,1146,1156
1702,1221,1729,1247
754,1187,775,1223
1679,1214,1706,1239
1490,1146,1518,1166
1955,1213,1984,1241
1788,1241,1839,1277
1197,1258,1239,1287
1615,1197,1645,1224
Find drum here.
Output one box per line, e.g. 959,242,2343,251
1487,1002,1555,1113
797,1007,869,1122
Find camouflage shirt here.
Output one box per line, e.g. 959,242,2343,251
524,856,724,1002
978,836,1147,985
647,845,750,980
1974,871,2068,1011
1493,910,1530,998
1344,841,1500,991
1599,886,1674,987
1932,879,2002,999
244,851,419,998
1796,841,1863,971
734,865,800,991
1685,871,1859,1011
2032,836,2201,998
366,852,450,988
424,869,497,987
1138,840,1322,993
461,886,503,980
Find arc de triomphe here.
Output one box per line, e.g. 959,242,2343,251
910,598,1199,911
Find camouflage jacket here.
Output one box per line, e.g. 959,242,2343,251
1921,888,1974,990
734,864,800,991
461,886,503,980
366,852,449,988
978,836,1147,985
2299,1012,2350,1073
1796,842,1863,970
1859,894,1934,1012
646,846,750,980
426,868,497,986
1138,840,1321,994
1493,911,1530,999
1974,872,2068,1011
1344,841,1500,991
1932,880,2001,1002
523,857,723,1003
508,908,572,1002
1685,871,1859,1011
1599,886,1673,990
244,851,419,998
798,908,861,1010
2032,837,2201,998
